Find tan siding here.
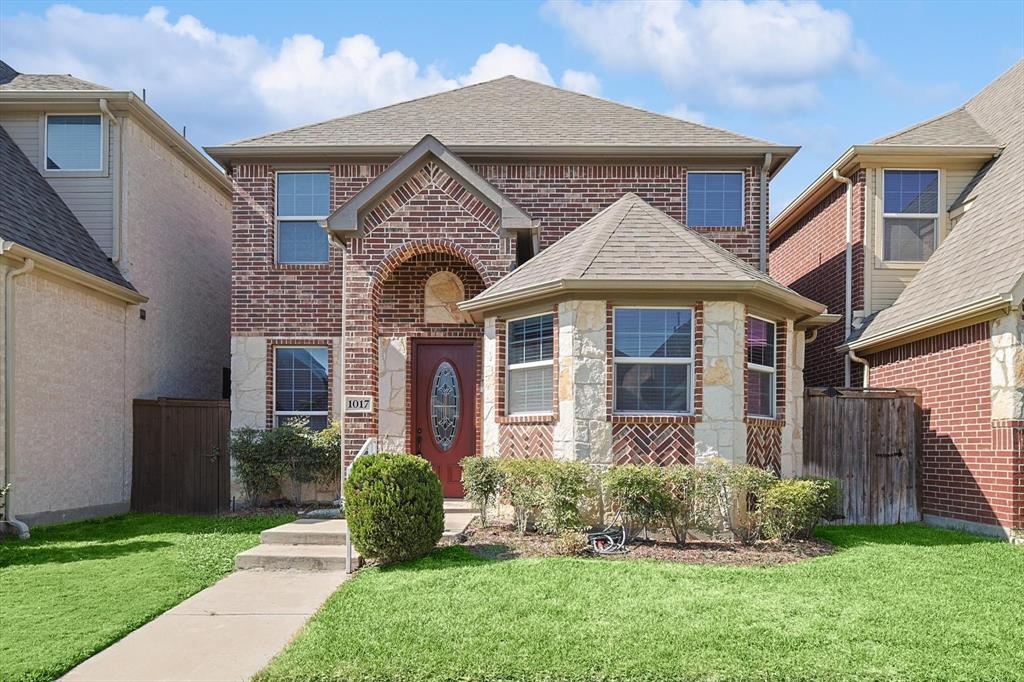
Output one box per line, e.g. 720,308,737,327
0,113,40,161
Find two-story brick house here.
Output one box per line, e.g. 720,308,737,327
208,77,834,498
1,62,232,529
769,61,1023,539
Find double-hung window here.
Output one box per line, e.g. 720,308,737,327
613,308,693,414
274,346,329,430
882,170,939,262
506,314,554,415
746,317,776,418
686,171,744,227
276,171,330,264
45,114,103,171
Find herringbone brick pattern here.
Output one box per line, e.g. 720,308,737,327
611,423,695,466
745,423,782,474
498,423,554,459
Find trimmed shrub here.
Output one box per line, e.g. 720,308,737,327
601,464,672,540
497,459,547,535
343,452,444,564
761,479,834,541
461,457,504,527
662,464,715,544
806,476,844,521
705,458,777,544
230,427,277,508
266,418,337,506
536,461,595,534
553,530,590,557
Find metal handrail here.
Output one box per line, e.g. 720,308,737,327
344,437,377,573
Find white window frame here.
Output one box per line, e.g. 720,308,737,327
275,169,331,265
505,312,555,417
612,306,695,416
880,168,941,266
272,345,329,427
43,113,106,175
746,315,777,419
685,170,745,228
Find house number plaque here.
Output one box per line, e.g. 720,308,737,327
345,396,373,414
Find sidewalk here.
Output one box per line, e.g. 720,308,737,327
61,569,348,682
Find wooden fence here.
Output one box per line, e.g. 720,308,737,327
803,387,921,525
132,398,230,514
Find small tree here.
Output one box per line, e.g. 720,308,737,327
266,419,333,507
497,459,546,535
461,457,504,527
601,464,671,540
704,458,777,544
536,461,595,534
662,464,714,545
230,427,276,508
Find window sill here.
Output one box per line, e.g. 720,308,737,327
688,225,747,231
876,260,928,270
497,414,557,425
744,416,784,427
271,262,333,271
609,414,698,425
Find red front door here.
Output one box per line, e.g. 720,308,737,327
413,340,477,497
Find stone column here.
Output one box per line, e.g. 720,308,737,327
991,311,1024,422
693,301,747,464
377,336,407,452
553,300,611,464
481,317,499,458
781,320,804,477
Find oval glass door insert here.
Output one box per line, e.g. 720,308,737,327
430,361,459,451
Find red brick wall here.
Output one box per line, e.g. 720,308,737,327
868,323,1018,530
769,172,865,387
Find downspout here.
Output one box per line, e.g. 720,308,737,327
3,251,35,539
848,349,870,387
98,99,123,262
832,169,854,387
759,153,772,273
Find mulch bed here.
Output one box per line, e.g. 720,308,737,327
457,520,833,567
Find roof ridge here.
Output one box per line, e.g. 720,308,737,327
579,198,636,278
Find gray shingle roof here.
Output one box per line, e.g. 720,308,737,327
468,193,814,311
872,106,997,146
0,60,109,91
856,60,1024,346
216,76,777,150
0,126,136,292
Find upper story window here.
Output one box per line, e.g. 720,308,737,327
506,313,554,415
746,317,777,418
883,170,939,263
613,307,693,415
45,115,102,171
276,171,330,264
274,346,329,430
687,171,744,228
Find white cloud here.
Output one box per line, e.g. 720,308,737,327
560,69,601,95
666,103,705,124
545,0,864,113
0,5,598,148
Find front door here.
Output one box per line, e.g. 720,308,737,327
413,340,477,497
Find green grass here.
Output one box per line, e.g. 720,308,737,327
259,524,1023,682
0,512,293,682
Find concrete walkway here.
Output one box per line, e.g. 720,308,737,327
61,569,349,682
61,500,477,682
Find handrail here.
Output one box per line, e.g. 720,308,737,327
344,437,377,573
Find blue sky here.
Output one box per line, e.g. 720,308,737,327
2,1,1022,213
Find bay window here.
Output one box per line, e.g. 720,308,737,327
506,314,554,415
746,317,776,418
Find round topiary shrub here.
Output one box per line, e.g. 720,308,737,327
343,452,444,564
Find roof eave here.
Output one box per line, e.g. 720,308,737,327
0,240,147,304
843,293,1013,354
0,90,232,196
769,144,1002,241
205,143,799,167
460,278,825,318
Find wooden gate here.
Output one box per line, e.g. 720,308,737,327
132,398,230,514
803,387,921,525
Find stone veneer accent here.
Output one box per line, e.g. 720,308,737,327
693,301,747,464
377,336,408,452
991,310,1024,422
554,300,612,464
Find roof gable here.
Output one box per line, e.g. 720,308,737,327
325,135,533,237
212,76,787,154
872,106,997,147
0,126,136,293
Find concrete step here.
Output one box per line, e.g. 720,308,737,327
261,519,348,545
443,498,476,514
235,544,354,571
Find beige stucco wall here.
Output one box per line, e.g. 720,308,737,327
4,270,132,523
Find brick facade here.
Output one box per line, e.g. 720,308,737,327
232,156,770,462
867,323,1019,530
743,317,787,474
769,171,865,387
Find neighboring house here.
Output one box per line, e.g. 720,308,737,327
0,61,232,528
769,60,1023,539
207,77,833,499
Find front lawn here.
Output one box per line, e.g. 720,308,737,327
260,524,1023,682
0,513,293,682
